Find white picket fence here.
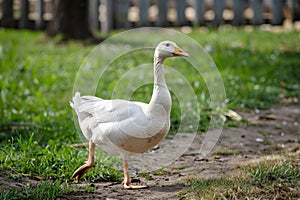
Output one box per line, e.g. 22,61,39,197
0,0,299,34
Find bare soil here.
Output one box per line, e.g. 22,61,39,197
1,104,300,200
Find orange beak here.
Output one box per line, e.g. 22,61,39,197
174,47,189,57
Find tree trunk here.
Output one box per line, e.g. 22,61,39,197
47,0,93,40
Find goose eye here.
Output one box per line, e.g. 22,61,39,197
165,43,170,47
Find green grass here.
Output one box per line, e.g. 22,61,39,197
0,133,121,198
0,28,300,198
0,134,121,182
138,167,170,180
188,29,300,110
137,172,154,180
212,149,239,156
250,162,299,187
0,180,70,200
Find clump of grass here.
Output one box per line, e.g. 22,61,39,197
172,165,191,170
33,180,70,200
0,180,70,200
184,151,300,199
152,168,171,176
137,172,154,180
137,167,171,180
0,188,25,200
213,149,239,156
83,184,97,192
249,162,299,187
183,177,240,200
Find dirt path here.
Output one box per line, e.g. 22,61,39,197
61,104,299,200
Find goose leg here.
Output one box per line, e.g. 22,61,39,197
72,139,95,181
122,160,131,188
122,160,148,189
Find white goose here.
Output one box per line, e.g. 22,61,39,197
70,41,189,189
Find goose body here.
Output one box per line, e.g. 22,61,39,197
71,41,189,188
72,94,170,155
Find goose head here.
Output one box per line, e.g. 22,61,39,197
154,41,189,59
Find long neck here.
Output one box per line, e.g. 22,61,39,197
153,56,167,86
148,56,171,113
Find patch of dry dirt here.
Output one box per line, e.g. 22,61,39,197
1,104,300,199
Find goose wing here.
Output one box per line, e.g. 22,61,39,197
71,93,168,153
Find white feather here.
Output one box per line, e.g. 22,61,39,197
70,41,187,160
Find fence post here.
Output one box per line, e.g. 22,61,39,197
138,0,150,26
290,0,300,21
252,0,263,25
1,0,14,27
233,0,246,25
89,0,100,31
272,0,285,25
175,0,186,26
35,0,44,29
19,0,29,29
213,0,225,27
101,0,113,35
193,0,205,26
114,0,130,28
158,0,168,26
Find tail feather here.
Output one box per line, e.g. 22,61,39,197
70,92,101,122
70,92,81,109
70,92,85,120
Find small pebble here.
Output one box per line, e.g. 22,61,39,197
294,122,298,126
214,156,221,160
255,138,264,143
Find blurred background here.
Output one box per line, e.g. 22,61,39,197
0,0,300,39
